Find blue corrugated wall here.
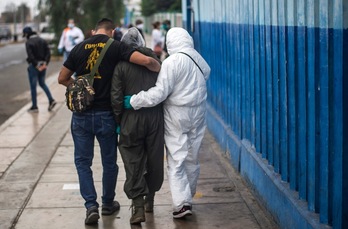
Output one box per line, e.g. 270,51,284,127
181,0,348,228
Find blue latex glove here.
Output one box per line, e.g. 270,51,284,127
58,48,63,54
123,95,133,109
69,36,76,45
115,124,121,134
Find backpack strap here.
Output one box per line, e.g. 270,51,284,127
86,38,114,83
178,52,204,75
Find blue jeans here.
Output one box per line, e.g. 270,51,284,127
71,110,118,209
27,64,54,108
63,51,70,62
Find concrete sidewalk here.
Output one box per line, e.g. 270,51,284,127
0,72,278,229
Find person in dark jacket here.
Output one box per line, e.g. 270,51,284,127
23,26,56,113
162,19,171,58
135,19,145,41
113,24,123,41
111,27,164,224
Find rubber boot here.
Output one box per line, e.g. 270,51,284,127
130,196,145,224
145,192,155,212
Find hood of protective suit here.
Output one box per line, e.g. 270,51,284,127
130,27,211,110
121,27,145,48
166,27,194,55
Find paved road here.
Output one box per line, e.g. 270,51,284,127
0,42,62,125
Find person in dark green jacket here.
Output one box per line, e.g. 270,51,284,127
110,27,164,225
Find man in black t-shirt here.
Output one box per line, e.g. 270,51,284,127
58,18,160,225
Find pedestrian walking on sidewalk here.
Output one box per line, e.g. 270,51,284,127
57,18,85,61
110,27,164,224
58,18,161,225
23,26,56,113
162,19,171,58
151,21,164,59
135,19,145,41
123,27,211,219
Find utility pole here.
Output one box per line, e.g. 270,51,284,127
13,5,17,42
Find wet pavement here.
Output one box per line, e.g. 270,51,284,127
0,74,278,228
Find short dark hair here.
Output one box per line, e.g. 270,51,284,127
95,18,115,31
163,20,171,25
152,21,160,28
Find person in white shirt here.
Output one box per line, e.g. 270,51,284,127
58,19,85,61
151,21,164,59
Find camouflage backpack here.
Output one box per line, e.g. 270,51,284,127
65,38,113,112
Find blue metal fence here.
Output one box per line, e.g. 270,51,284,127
182,0,348,228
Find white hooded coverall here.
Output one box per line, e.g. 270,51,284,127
130,27,211,211
57,26,85,52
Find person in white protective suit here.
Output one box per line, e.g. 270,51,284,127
57,19,85,61
123,27,211,219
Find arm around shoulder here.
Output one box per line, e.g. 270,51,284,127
129,51,161,72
